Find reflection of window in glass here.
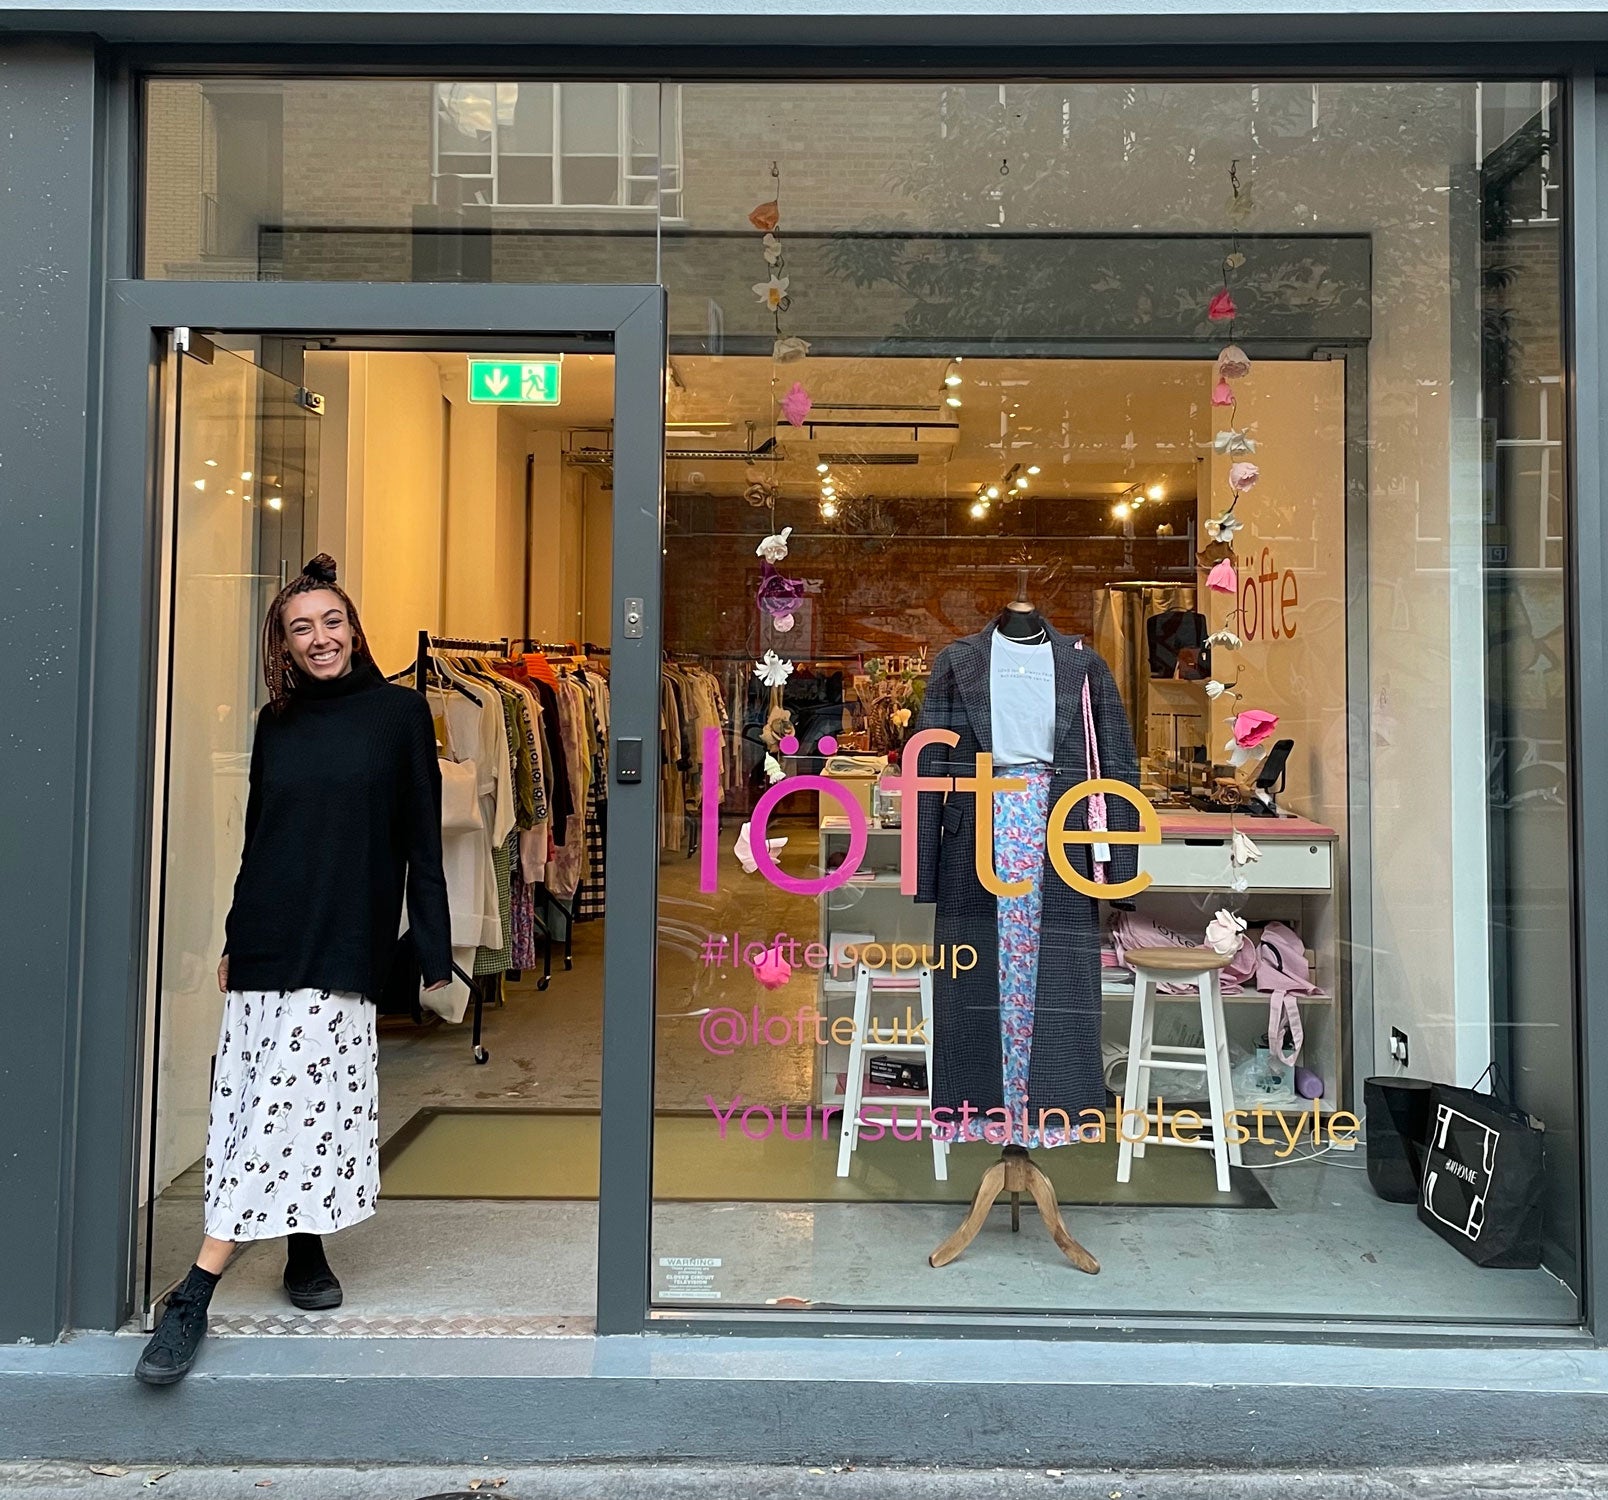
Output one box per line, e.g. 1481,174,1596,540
1494,378,1564,570
432,81,678,211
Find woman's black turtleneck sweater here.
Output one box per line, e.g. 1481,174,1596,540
223,660,453,998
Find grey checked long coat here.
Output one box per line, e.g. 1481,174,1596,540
913,623,1141,1126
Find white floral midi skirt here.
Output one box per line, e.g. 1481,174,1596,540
203,987,380,1241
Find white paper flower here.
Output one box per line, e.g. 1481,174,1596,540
1224,734,1256,768
772,336,811,362
753,275,790,311
1230,870,1250,893
1231,829,1262,867
762,233,783,266
1206,629,1243,651
1213,428,1257,456
754,650,794,688
734,820,787,873
756,526,793,563
1205,908,1247,955
1205,679,1228,700
1205,513,1243,545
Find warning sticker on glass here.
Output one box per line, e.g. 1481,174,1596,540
655,1256,725,1300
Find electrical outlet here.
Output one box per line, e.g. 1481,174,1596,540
1390,1027,1410,1067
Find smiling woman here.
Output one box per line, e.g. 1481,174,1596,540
135,553,453,1386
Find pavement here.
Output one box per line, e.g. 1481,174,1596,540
2,1465,1608,1498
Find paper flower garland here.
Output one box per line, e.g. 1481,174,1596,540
1207,288,1237,322
754,650,794,688
1228,460,1260,493
773,336,811,362
1205,629,1244,651
748,200,780,234
1206,558,1238,593
1216,343,1252,381
1205,513,1243,546
1212,378,1236,407
755,526,793,563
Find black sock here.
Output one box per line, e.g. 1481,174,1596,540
285,1232,330,1276
177,1262,220,1307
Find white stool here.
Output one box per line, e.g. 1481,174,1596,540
1116,946,1243,1193
836,964,948,1181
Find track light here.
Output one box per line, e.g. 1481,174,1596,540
820,500,838,519
1113,502,1131,519
816,462,830,475
1146,483,1165,501
1027,465,1041,476
970,500,988,519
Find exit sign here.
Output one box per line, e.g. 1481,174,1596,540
468,358,562,405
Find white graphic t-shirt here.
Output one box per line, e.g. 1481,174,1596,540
990,632,1056,765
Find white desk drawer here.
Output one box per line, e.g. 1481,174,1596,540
1140,836,1332,891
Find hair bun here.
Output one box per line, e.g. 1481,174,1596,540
302,554,339,585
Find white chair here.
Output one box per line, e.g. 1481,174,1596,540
836,963,948,1181
1116,946,1243,1193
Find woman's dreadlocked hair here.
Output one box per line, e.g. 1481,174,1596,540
262,553,377,714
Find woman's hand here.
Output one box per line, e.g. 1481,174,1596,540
217,954,229,994
424,980,450,992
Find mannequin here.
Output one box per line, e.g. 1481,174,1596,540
912,579,1141,1269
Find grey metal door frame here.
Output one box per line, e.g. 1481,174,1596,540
90,279,666,1336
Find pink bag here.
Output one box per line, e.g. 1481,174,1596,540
1255,921,1320,1067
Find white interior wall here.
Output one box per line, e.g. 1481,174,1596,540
439,361,504,640
347,351,447,673
582,469,613,648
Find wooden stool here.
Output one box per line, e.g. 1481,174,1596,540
1117,946,1243,1193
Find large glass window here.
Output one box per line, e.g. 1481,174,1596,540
138,74,1579,1332
648,79,1579,1323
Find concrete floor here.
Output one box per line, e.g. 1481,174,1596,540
141,819,1580,1330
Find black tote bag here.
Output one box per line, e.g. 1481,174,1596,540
1416,1065,1544,1269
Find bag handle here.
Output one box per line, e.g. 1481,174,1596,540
1469,1060,1524,1117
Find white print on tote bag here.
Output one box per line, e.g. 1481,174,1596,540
1421,1102,1500,1244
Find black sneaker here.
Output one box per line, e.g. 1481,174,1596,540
284,1252,343,1311
134,1275,212,1385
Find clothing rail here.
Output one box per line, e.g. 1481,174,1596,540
410,627,501,1064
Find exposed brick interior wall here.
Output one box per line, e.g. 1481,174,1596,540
662,491,1198,660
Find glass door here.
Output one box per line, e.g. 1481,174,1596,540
138,332,321,1323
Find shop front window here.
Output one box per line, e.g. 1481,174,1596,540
136,73,1579,1333
648,79,1579,1322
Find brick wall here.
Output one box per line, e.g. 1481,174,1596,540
662,491,1197,659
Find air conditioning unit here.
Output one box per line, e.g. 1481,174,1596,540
773,406,960,466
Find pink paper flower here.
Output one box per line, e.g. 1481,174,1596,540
1231,709,1279,750
1212,378,1235,407
1228,460,1260,492
752,941,793,990
1208,288,1237,322
1206,558,1238,593
781,382,812,427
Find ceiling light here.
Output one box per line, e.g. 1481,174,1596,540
1027,465,1041,476
241,471,253,481
204,458,218,467
944,373,963,388
946,395,962,408
822,484,836,497
969,501,988,519
986,485,1000,500
225,488,236,496
1113,502,1131,519
820,500,838,519
242,494,253,502
1146,484,1165,501
1014,476,1029,490
267,496,284,511
816,462,830,475
192,480,206,491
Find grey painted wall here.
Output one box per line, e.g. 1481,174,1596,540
0,38,102,1343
